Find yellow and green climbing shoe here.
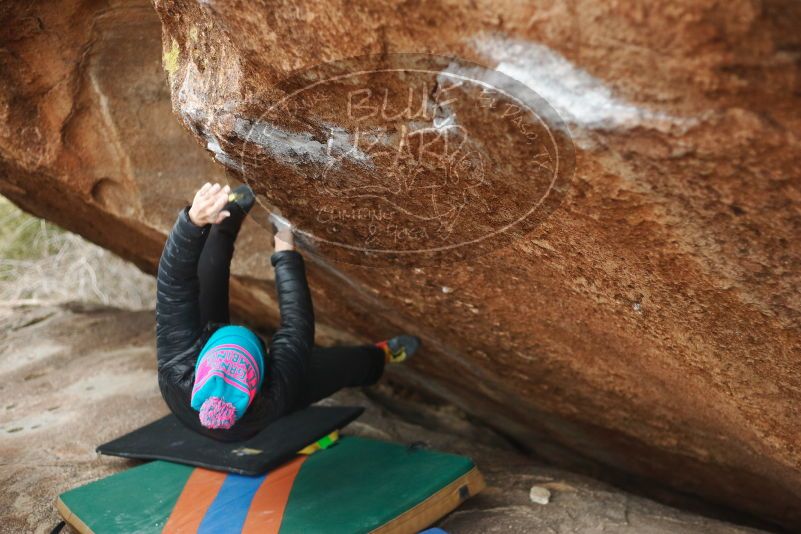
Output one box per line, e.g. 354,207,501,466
376,335,421,364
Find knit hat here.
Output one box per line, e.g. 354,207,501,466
191,325,265,430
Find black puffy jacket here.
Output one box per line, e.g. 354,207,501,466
155,207,314,442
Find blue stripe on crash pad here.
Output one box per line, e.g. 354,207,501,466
198,473,266,534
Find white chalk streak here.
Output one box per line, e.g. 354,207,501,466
233,118,371,167
472,35,696,132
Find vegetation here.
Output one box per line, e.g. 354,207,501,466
0,197,155,309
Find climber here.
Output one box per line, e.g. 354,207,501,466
155,182,421,442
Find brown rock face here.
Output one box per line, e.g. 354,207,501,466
0,303,765,534
0,0,280,327
2,0,801,528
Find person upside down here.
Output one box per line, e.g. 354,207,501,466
156,182,420,441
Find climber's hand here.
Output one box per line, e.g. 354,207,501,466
274,228,295,252
188,183,231,226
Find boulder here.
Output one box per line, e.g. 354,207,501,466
0,302,765,533
1,0,800,528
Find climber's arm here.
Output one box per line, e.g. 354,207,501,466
265,230,315,416
156,184,230,366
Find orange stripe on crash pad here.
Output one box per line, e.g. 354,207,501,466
242,456,307,534
163,468,227,533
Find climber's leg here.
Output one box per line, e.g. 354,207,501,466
198,185,255,326
294,345,387,408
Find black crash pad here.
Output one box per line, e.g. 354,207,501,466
96,405,364,475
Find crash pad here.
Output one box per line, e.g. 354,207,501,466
58,436,485,534
97,405,364,475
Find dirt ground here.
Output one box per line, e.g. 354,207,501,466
0,302,766,534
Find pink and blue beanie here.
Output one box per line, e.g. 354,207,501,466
191,325,265,430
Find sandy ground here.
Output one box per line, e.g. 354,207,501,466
0,303,765,534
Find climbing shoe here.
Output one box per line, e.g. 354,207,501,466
376,335,421,364
226,184,256,215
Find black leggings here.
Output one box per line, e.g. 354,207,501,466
196,213,385,408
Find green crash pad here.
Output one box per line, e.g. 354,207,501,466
57,436,485,534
